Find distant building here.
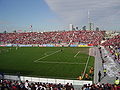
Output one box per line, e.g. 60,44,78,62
82,26,86,30
69,24,73,30
96,27,99,31
74,27,79,30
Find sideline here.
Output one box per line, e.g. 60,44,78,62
82,55,90,78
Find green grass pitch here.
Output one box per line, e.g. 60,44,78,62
0,47,94,80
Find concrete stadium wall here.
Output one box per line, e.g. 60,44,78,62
4,75,92,85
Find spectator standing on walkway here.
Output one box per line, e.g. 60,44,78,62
98,71,101,82
115,77,120,85
104,69,107,76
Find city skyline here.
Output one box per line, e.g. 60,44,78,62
0,0,120,32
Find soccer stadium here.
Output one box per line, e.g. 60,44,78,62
0,31,100,79
0,30,120,89
0,0,120,90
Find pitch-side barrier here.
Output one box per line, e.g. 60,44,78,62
4,75,92,85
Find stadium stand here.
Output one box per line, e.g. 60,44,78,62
0,79,74,90
82,83,120,90
101,34,120,64
2,30,120,90
0,30,105,45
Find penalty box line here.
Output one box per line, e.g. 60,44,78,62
34,49,61,62
74,51,80,58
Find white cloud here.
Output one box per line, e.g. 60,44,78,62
44,0,120,30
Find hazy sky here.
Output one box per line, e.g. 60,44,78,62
0,0,120,32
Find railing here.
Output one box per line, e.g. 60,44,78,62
4,75,92,85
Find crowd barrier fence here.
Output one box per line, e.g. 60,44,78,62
4,75,92,85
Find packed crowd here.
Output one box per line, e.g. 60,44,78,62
0,79,74,90
0,30,105,45
101,35,120,47
82,83,120,90
101,35,120,64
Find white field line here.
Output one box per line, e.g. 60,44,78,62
44,51,54,56
74,51,80,57
35,61,86,65
82,55,90,78
34,49,61,62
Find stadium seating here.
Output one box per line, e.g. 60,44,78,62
82,83,120,90
1,79,120,90
0,79,74,90
101,35,120,64
0,30,105,45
